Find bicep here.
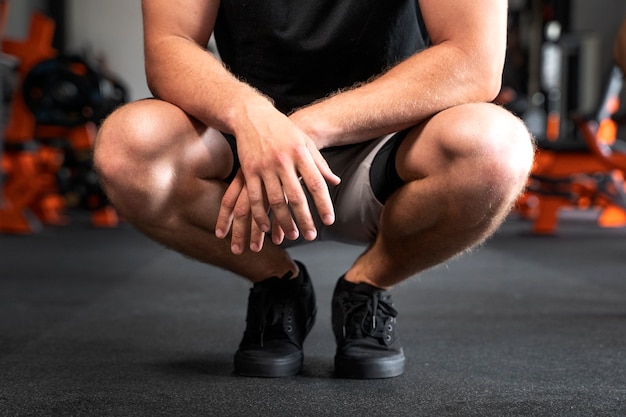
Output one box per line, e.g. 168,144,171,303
141,0,219,47
418,0,508,59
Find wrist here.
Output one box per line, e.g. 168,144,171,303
225,87,276,136
290,107,336,150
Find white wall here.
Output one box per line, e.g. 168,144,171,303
4,0,46,39
66,0,149,101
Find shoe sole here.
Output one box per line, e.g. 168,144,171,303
235,351,304,377
334,350,405,379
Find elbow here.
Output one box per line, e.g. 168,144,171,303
470,61,504,103
146,77,160,98
478,50,506,102
457,44,505,102
439,40,506,103
143,42,170,98
144,62,163,99
482,73,503,103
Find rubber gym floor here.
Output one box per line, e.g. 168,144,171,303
1,211,625,417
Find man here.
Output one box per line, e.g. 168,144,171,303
94,0,534,379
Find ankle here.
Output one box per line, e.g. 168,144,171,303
251,259,300,283
343,269,388,290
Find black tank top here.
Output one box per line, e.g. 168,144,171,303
213,0,429,114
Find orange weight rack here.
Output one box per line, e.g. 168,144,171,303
0,9,119,234
516,65,626,234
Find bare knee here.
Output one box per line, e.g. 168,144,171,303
95,99,235,227
472,104,535,201
444,104,534,231
96,101,158,186
94,100,199,223
400,103,534,224
94,103,152,213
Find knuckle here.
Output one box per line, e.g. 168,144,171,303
247,192,262,204
273,152,290,167
233,206,249,219
305,176,327,194
221,194,237,209
267,194,287,207
242,159,262,173
269,201,288,211
285,192,305,206
292,143,309,159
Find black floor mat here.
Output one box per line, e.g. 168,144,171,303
1,214,625,416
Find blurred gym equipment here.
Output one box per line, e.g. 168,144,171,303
0,8,126,234
515,11,626,234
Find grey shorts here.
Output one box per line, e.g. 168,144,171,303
222,131,408,245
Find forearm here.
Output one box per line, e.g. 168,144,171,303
292,43,503,150
144,35,274,136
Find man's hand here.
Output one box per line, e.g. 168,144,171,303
215,106,340,254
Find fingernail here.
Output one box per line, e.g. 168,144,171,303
287,230,299,240
231,244,241,254
215,228,225,239
323,215,335,225
304,230,317,241
250,243,259,252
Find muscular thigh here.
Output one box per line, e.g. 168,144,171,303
394,102,530,181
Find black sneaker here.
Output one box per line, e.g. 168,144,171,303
332,276,405,379
234,261,316,377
